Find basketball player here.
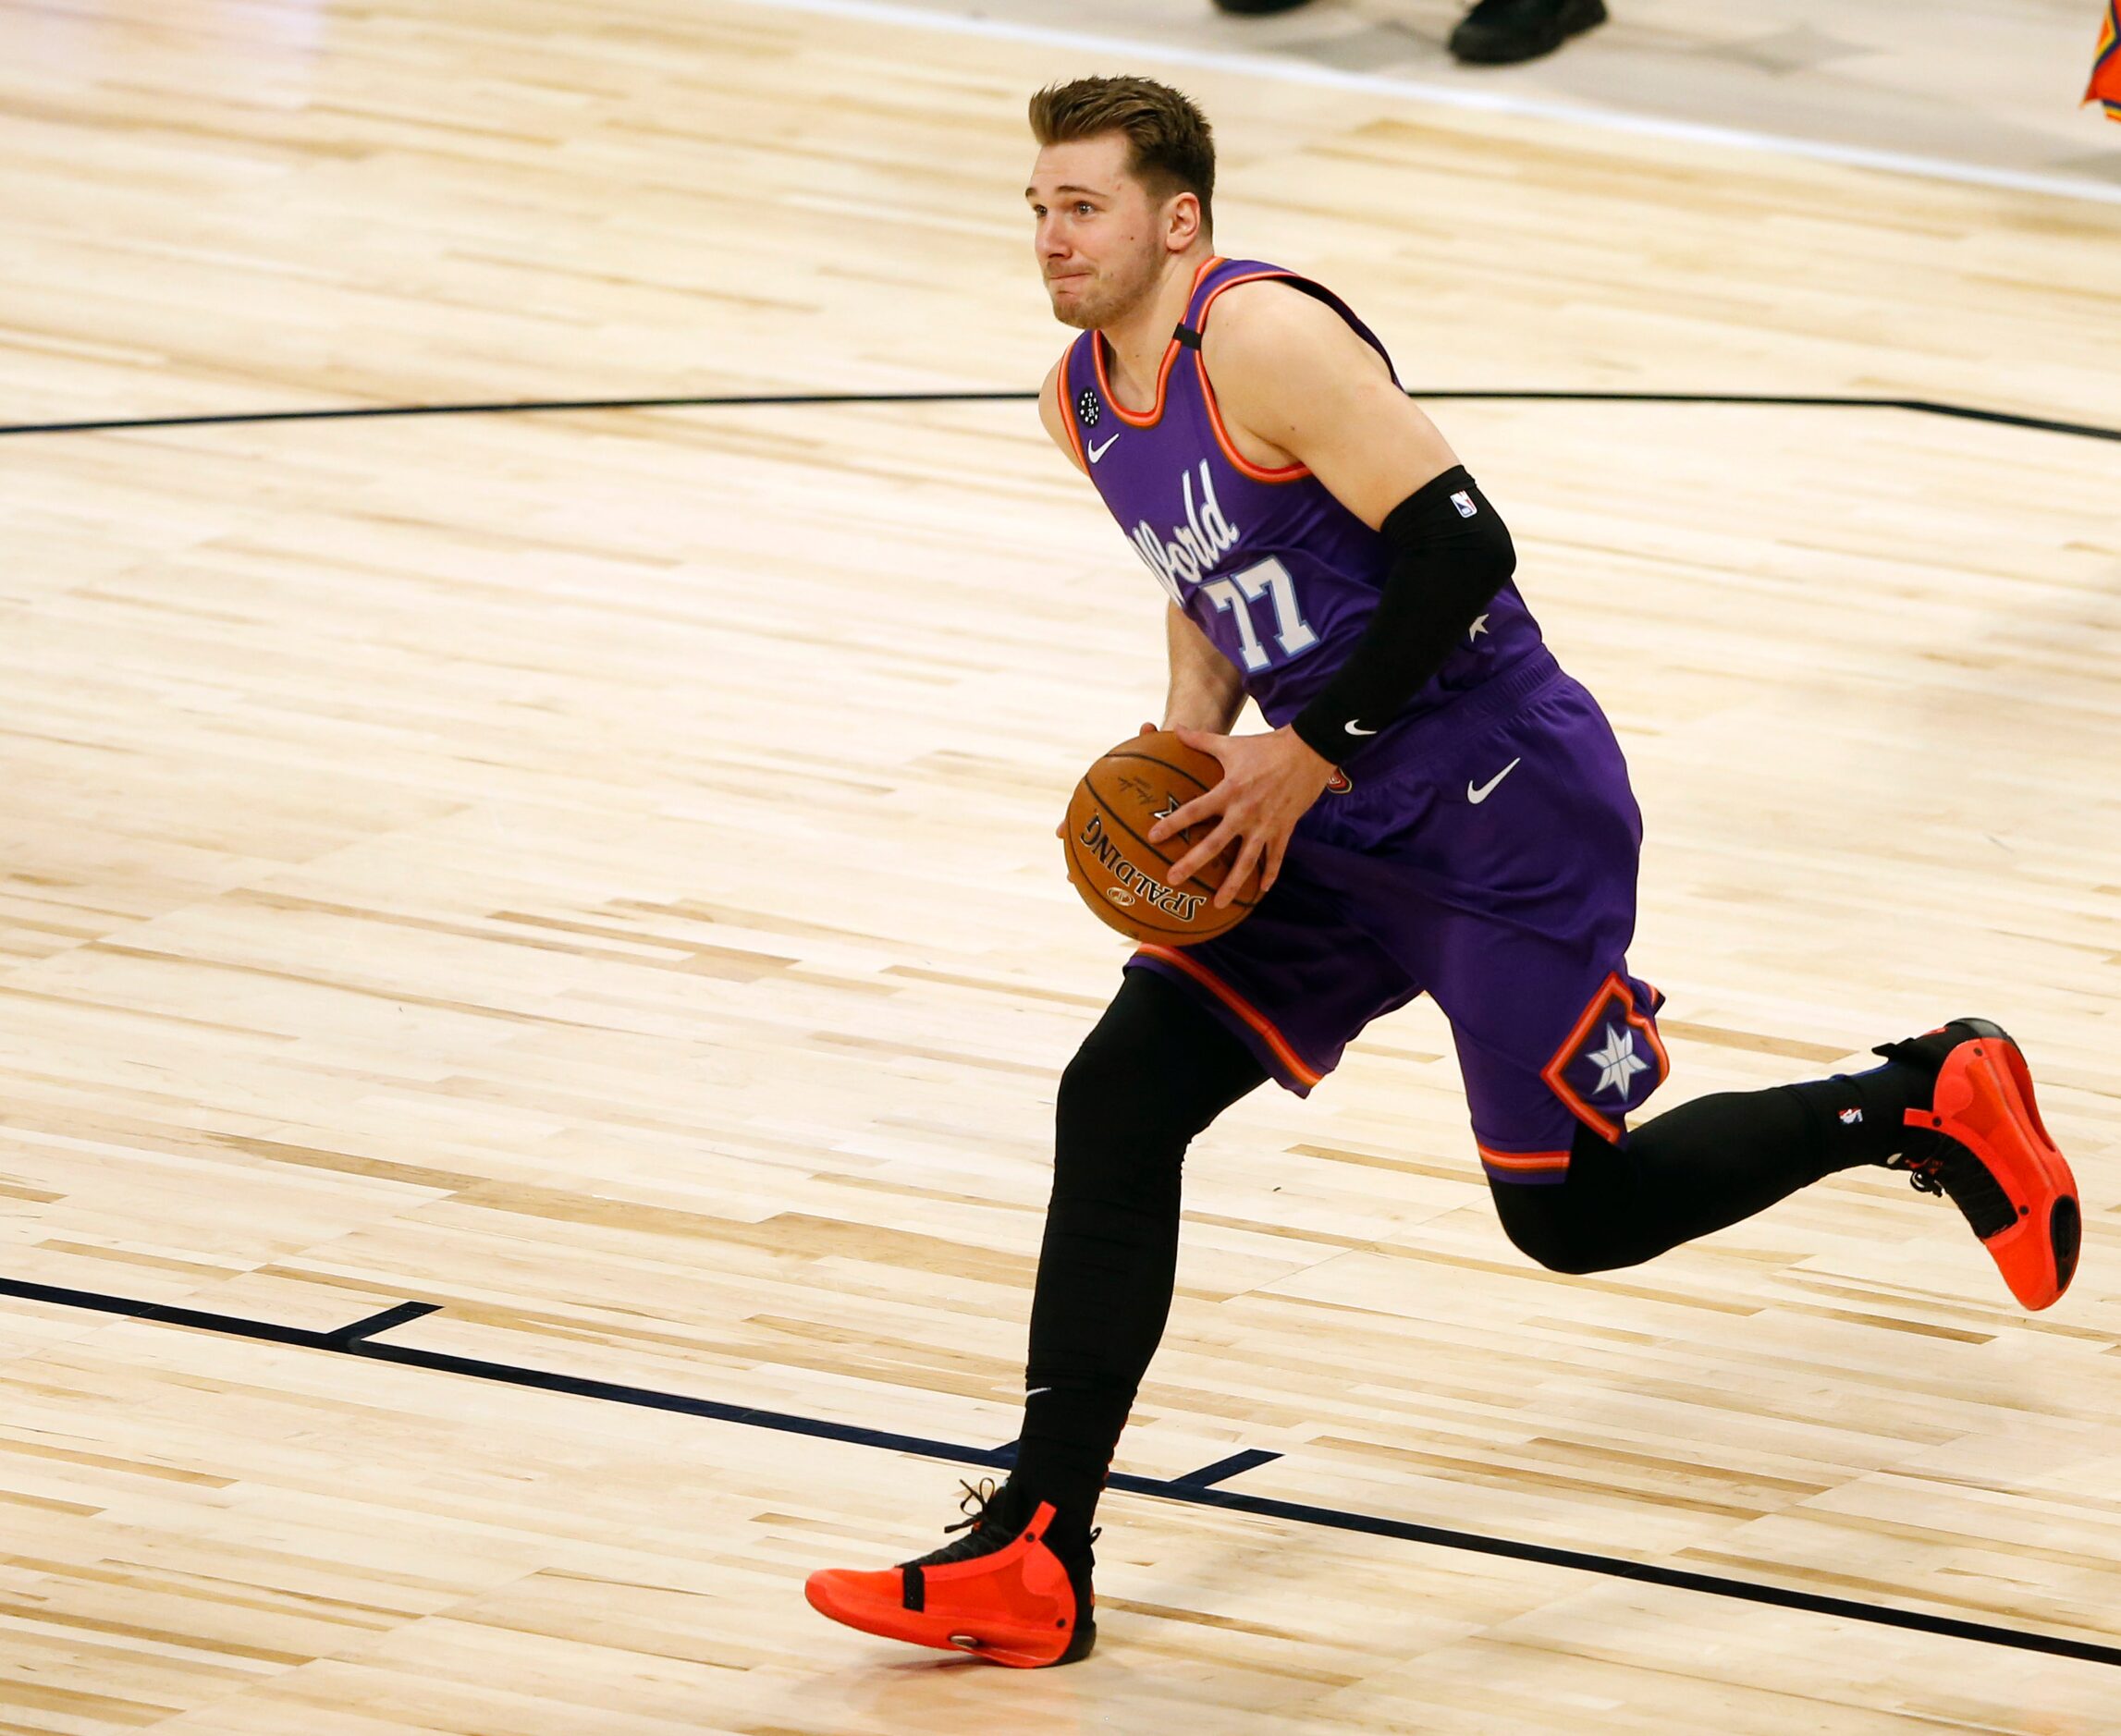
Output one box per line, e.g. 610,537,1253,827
804,77,2080,1669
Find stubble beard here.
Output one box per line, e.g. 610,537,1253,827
1047,247,1161,333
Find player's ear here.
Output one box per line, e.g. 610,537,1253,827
1165,189,1204,253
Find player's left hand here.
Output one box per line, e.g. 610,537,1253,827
1148,725,1336,906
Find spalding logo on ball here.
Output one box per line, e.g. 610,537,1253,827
1061,732,1262,945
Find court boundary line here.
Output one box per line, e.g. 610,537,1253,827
5,1272,2119,1670
1,388,2116,444
719,0,2121,211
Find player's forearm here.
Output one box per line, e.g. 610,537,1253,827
1162,605,1245,732
1165,663,1244,733
1290,467,1513,764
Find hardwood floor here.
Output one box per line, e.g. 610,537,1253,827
1,2,2117,1729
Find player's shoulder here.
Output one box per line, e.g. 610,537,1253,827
1199,275,1379,407
1200,275,1358,363
1203,274,1334,330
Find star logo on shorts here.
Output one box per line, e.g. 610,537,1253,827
1587,1024,1649,1099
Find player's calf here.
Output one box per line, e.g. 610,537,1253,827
1486,1020,2079,1312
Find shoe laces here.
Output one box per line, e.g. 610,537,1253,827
903,1478,1024,1570
1889,1139,2017,1238
1888,1128,1948,1192
905,1478,1100,1577
942,1477,1001,1538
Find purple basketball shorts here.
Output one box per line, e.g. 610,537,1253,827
1125,655,1668,1186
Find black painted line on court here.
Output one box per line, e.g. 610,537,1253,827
0,392,1035,438
4,1275,2117,1669
3,1273,349,1350
323,1301,441,1346
1168,1448,1284,1490
0,389,2115,444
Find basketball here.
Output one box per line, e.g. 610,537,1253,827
1061,731,1263,945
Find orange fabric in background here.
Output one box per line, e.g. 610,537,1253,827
2090,1,2121,119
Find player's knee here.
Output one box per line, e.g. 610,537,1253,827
1058,1043,1197,1159
1490,1184,1619,1275
1057,1027,1153,1142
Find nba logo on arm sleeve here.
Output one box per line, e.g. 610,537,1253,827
1450,490,1477,518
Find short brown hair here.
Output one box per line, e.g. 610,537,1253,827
1029,77,1215,235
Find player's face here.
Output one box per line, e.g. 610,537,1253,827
1026,134,1170,331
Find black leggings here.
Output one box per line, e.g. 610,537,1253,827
1015,972,1267,1531
1013,971,1906,1531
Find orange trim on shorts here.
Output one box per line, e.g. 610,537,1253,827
1091,256,1223,429
1192,270,1313,485
1477,1143,1572,1177
1054,337,1089,472
1133,940,1324,1088
1540,970,1671,1143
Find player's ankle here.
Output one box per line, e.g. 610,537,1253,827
999,1473,1097,1557
1784,1060,1928,1171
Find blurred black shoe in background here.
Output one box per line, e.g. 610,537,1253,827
1449,0,1607,63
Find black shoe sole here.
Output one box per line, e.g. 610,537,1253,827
1451,0,1607,65
1056,1616,1097,1665
2050,1192,2080,1294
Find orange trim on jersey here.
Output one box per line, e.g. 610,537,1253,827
1091,256,1224,428
1133,940,1323,1088
1192,270,1313,485
1477,1143,1572,1176
1539,971,1671,1143
1053,337,1089,473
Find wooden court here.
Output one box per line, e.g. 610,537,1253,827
3,1,2119,1729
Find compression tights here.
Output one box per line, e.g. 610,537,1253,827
1011,970,1932,1542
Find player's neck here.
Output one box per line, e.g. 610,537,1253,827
1097,248,1214,410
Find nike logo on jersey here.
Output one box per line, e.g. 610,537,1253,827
1343,721,1377,737
1087,433,1120,463
1467,758,1521,804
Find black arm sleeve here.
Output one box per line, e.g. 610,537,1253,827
1289,466,1514,765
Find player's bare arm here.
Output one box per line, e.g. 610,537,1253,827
1151,281,1499,904
1195,279,1460,527
1038,357,1088,475
1163,602,1244,734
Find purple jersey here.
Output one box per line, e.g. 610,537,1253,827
1062,258,1668,1181
1060,256,1546,767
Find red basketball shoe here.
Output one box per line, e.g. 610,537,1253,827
804,1479,1097,1668
1876,1020,2079,1311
